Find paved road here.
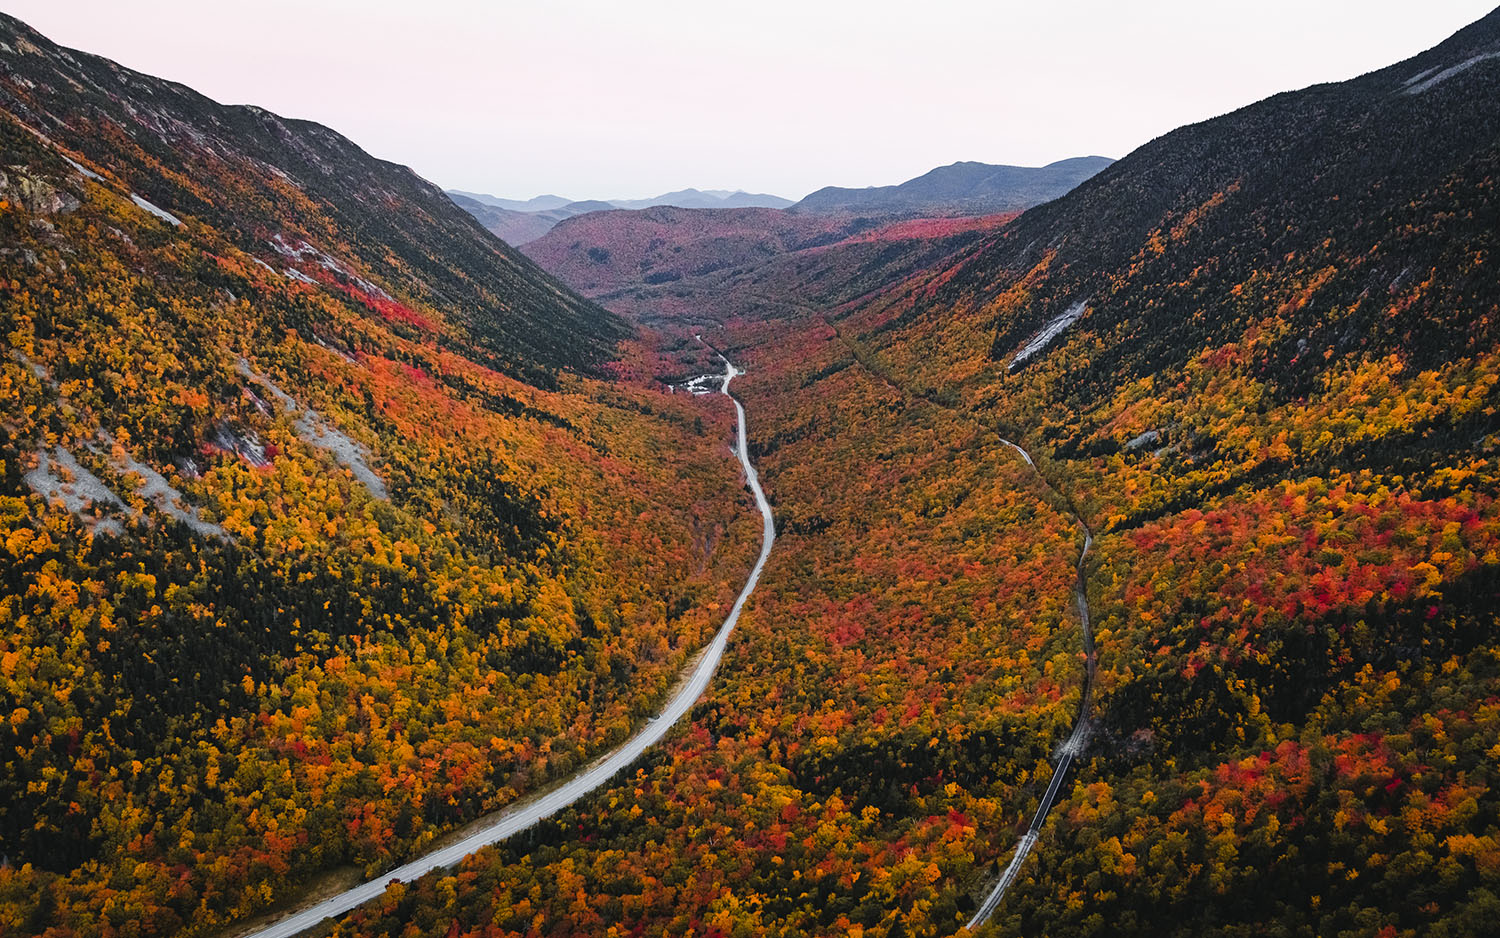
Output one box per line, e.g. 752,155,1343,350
241,354,776,938
965,446,1095,931
813,315,1098,931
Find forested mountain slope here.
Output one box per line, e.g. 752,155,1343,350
364,10,1500,938
956,15,1500,392
0,13,618,384
0,14,758,936
797,8,1500,935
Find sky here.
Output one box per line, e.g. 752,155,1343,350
2,1,1496,200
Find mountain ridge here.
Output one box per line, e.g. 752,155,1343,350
444,186,795,245
791,155,1114,216
447,155,1112,249
0,12,623,384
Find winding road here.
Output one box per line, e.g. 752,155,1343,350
241,352,776,938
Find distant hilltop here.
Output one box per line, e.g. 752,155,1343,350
791,156,1115,216
446,187,793,244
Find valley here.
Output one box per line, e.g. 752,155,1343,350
4,6,1500,938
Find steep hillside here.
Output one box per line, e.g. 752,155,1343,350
793,156,1113,217
0,18,624,387
0,13,758,937
942,32,1500,398
783,8,1500,935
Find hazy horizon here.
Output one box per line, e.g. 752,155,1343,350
2,0,1495,201
445,158,1115,205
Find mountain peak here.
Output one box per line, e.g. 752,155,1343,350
791,156,1114,216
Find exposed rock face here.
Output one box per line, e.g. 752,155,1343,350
0,165,80,214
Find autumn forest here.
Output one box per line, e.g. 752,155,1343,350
4,6,1500,938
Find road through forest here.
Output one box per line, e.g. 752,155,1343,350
239,353,776,938
814,315,1097,932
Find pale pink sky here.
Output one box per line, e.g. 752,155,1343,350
3,1,1495,200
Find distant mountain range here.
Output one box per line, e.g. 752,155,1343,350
611,188,796,210
790,156,1114,216
447,192,575,212
451,160,1112,246
445,193,577,246
450,187,794,213
445,187,794,244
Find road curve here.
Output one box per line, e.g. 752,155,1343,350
241,354,776,938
